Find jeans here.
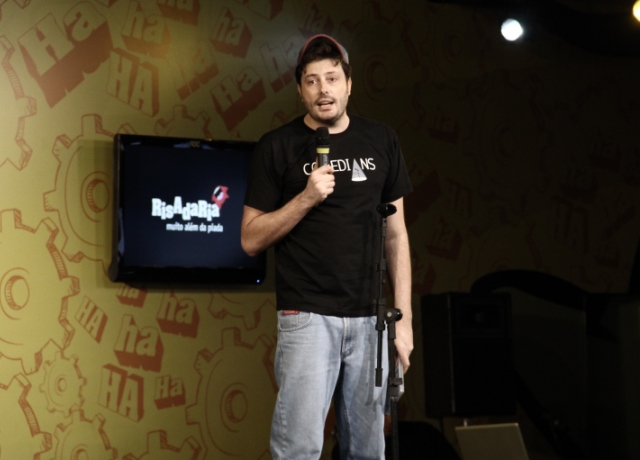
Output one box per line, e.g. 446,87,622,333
271,311,388,460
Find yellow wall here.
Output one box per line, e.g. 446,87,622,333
1,0,639,458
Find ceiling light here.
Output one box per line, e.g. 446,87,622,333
501,18,525,41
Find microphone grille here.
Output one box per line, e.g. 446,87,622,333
316,127,330,146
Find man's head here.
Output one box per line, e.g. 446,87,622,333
296,34,352,129
295,34,351,85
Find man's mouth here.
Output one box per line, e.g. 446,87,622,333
317,99,333,108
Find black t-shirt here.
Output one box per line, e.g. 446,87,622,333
245,114,412,317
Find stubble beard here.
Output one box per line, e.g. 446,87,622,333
309,97,348,127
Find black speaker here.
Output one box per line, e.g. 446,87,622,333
422,292,515,417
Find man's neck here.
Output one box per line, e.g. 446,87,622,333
303,113,350,134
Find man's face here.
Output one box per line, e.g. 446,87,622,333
297,58,352,128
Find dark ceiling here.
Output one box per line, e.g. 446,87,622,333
428,0,640,56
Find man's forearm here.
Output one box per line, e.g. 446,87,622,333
386,229,412,321
241,195,314,256
242,164,335,256
385,198,413,371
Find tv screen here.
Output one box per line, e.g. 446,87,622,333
109,133,265,285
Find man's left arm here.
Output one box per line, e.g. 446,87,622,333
385,197,413,373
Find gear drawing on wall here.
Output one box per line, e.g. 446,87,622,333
154,104,213,139
423,6,490,89
45,408,117,460
186,328,276,459
342,2,423,131
208,293,275,330
44,114,135,267
0,35,36,170
0,209,78,375
122,430,201,460
0,374,52,459
39,350,87,417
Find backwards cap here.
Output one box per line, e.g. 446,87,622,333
297,34,349,65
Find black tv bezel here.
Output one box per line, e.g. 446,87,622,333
108,133,265,285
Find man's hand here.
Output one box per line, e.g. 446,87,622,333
395,316,413,373
304,164,335,205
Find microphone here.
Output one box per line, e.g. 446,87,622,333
315,127,330,167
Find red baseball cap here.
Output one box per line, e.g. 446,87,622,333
297,34,349,65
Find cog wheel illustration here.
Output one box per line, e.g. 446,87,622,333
0,209,78,374
46,409,117,460
0,374,52,458
39,350,87,416
186,328,276,459
0,35,37,170
154,105,213,139
44,114,135,266
122,430,201,460
208,293,275,330
341,3,425,131
422,6,490,88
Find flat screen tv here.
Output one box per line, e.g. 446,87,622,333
109,133,265,285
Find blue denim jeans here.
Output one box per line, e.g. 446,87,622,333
270,311,388,460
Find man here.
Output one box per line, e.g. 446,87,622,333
241,34,412,459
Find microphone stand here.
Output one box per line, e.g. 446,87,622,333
374,203,403,460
